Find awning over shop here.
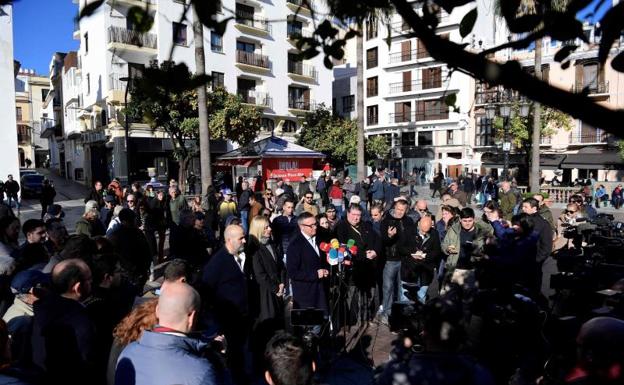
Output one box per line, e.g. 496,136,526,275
214,159,257,167
481,153,566,169
561,150,624,169
217,136,325,161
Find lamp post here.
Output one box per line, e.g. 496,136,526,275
120,75,132,184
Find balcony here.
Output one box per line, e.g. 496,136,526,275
391,13,449,35
574,81,609,96
389,110,449,124
107,26,157,55
388,48,430,64
235,50,270,73
388,75,449,95
286,0,312,16
287,25,312,41
108,73,127,104
239,90,273,108
569,131,609,144
235,9,271,36
17,126,31,145
475,88,528,105
287,61,318,81
288,99,316,114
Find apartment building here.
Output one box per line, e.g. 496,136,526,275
474,21,624,183
41,52,67,177
0,4,20,182
15,69,50,168
72,0,333,184
361,4,479,179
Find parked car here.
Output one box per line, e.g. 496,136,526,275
19,168,38,178
20,174,45,198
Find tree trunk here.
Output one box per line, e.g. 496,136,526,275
192,4,213,194
178,156,188,194
530,37,542,193
356,24,366,181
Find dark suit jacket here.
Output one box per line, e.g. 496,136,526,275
202,248,249,320
286,232,328,312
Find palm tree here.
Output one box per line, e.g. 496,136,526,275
192,4,213,192
356,23,366,181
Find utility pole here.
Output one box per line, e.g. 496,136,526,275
193,4,212,193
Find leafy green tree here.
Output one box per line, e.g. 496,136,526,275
206,88,263,147
297,105,390,165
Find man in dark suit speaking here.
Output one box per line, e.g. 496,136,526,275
286,212,329,314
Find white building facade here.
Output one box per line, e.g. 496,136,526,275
73,0,333,185
361,4,480,179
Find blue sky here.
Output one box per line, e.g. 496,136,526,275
11,0,613,76
13,0,78,75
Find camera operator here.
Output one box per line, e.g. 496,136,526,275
264,332,315,385
398,214,442,303
375,294,494,385
569,194,597,221
441,208,493,292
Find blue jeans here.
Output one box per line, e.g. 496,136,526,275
382,261,401,316
400,281,427,303
240,210,249,234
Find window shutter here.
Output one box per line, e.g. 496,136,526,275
403,71,412,92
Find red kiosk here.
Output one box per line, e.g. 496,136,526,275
214,136,325,183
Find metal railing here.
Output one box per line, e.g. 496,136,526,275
288,61,318,80
574,81,609,95
569,131,609,144
287,24,312,39
235,9,271,33
288,99,316,111
107,26,157,49
239,90,273,108
391,12,449,33
388,47,429,64
389,110,449,123
475,88,528,105
389,73,448,94
109,73,126,91
287,0,310,9
236,50,270,69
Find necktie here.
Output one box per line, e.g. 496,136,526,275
235,255,243,271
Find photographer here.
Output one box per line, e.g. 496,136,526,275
375,294,494,385
441,208,493,291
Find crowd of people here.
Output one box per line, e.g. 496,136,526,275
0,167,620,385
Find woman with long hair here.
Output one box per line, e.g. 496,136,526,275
248,216,286,323
107,299,158,385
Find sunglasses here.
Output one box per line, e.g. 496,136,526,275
127,200,135,203
565,210,577,214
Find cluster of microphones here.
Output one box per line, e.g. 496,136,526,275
319,239,357,266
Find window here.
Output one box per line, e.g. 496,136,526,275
287,20,303,37
366,17,378,40
236,3,255,27
417,131,433,146
172,22,187,46
101,109,108,126
211,32,223,52
367,77,378,97
401,131,415,146
342,95,355,112
422,67,442,89
212,71,225,89
128,63,144,84
84,33,88,54
367,105,378,125
446,130,454,145
475,116,495,146
416,99,448,121
41,89,49,101
332,98,337,114
416,38,429,59
288,86,310,110
16,107,22,121
237,40,255,53
366,47,378,69
394,101,411,122
282,120,297,133
86,74,91,95
237,78,256,102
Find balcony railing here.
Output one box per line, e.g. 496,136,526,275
475,88,528,105
236,50,270,69
107,26,157,49
17,126,31,144
391,13,448,33
288,61,318,80
389,110,449,123
235,9,271,33
109,73,126,91
239,90,273,108
574,81,609,95
288,99,316,111
287,0,310,9
388,48,430,64
389,74,449,94
569,131,609,144
287,24,312,39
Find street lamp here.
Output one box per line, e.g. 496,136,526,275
499,103,512,181
120,75,132,184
